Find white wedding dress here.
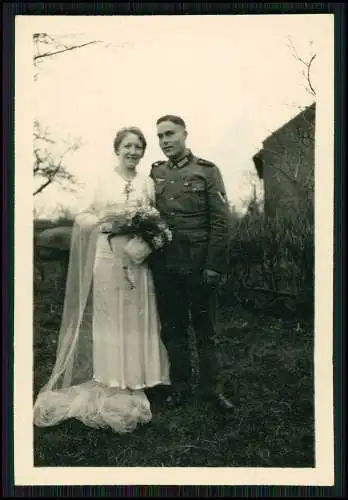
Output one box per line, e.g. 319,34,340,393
33,170,170,434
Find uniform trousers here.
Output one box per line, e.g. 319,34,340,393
151,268,221,395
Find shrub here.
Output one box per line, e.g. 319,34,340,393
221,201,314,321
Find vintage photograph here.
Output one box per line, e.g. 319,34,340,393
14,13,334,482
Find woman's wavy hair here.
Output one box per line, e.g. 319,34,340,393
113,127,147,155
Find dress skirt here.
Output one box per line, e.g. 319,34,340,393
92,233,170,390
33,233,170,434
33,174,172,434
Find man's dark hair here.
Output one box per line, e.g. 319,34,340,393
156,115,186,129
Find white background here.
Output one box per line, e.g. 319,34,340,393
32,14,320,217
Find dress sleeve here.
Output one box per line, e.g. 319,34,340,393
74,175,106,227
80,172,119,215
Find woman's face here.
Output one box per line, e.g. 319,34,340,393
117,132,145,169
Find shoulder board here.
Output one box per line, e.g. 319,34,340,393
151,160,166,168
196,158,216,168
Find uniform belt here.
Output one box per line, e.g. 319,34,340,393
100,229,130,236
167,210,207,218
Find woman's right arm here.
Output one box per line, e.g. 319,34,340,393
74,176,110,227
73,178,101,228
74,174,125,228
75,210,99,228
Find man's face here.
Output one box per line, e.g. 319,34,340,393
157,121,187,159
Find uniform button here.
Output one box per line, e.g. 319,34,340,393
170,211,176,215
170,180,175,184
169,196,174,200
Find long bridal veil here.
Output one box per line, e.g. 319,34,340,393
33,208,152,433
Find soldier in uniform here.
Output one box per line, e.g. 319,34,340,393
149,115,234,411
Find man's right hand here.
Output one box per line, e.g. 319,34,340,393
202,268,222,287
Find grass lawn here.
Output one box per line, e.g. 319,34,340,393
33,262,314,468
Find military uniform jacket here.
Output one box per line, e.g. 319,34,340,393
150,150,230,275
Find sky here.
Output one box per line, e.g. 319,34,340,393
24,14,329,217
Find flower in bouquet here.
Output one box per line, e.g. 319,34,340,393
106,206,138,250
133,207,173,252
107,204,173,260
152,235,165,250
163,228,173,242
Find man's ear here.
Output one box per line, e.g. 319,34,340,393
184,130,188,139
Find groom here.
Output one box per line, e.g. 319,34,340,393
149,115,234,411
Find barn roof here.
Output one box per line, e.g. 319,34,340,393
252,101,316,180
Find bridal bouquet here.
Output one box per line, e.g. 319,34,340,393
107,205,173,265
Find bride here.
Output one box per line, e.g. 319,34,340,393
33,126,171,434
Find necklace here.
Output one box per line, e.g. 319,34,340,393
124,179,134,201
114,165,136,201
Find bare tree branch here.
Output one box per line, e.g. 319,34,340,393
33,122,81,196
32,34,98,195
305,54,317,96
34,177,55,196
287,36,316,97
34,157,60,196
33,40,101,61
33,132,56,144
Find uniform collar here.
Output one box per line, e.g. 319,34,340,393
168,149,193,169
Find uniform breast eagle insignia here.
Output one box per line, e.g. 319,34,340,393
151,160,166,168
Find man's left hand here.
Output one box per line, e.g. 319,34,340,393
202,269,222,287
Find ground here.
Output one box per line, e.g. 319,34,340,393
33,261,314,468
